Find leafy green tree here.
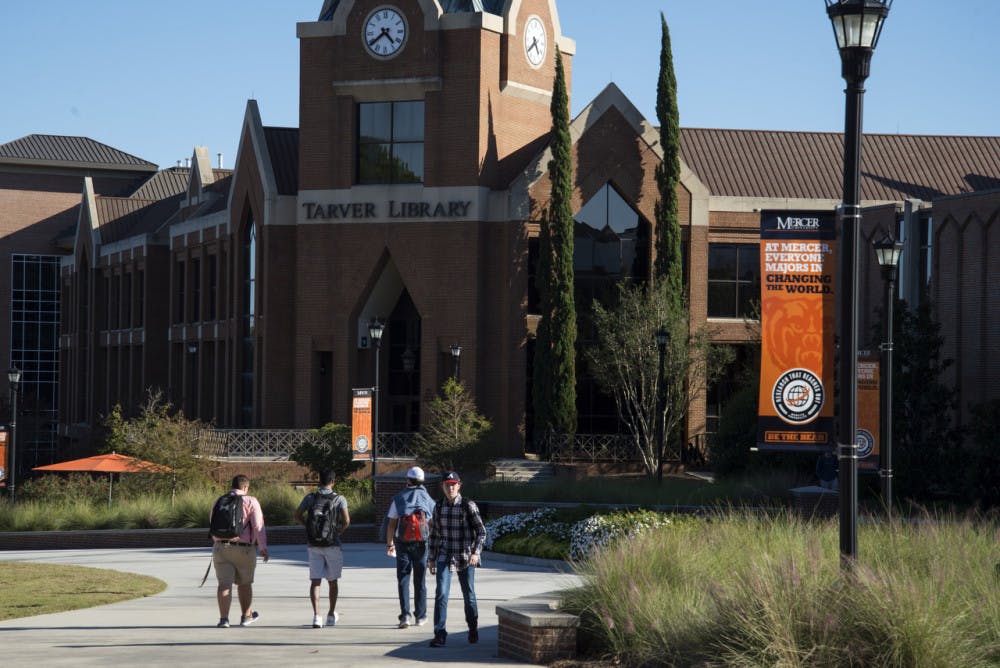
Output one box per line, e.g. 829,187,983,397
533,47,578,443
653,12,683,308
881,295,964,502
966,399,1000,508
103,390,214,501
291,423,365,481
587,283,732,477
413,378,493,475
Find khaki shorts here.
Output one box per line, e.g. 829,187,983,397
213,542,257,587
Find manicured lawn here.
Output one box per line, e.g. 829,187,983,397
0,562,165,621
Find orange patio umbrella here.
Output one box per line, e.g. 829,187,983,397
33,452,171,506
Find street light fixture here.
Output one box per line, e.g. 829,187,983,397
368,320,384,478
655,328,669,485
825,0,892,564
873,233,903,519
7,367,21,502
450,343,462,380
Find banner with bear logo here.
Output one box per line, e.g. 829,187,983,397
757,211,837,452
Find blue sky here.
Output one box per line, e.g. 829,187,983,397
1,1,995,169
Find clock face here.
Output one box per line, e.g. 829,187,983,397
523,16,546,67
364,6,407,58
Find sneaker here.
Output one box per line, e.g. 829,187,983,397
312,615,323,629
429,631,447,647
414,617,427,627
468,627,479,644
240,611,260,627
326,612,339,627
398,614,411,629
216,618,230,628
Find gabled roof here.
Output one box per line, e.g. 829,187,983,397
129,168,192,200
263,127,299,195
679,128,1000,202
0,134,157,171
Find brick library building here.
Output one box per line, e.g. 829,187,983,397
2,0,999,475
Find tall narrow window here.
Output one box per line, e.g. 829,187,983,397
208,254,218,321
137,270,145,327
123,272,132,329
190,257,201,323
240,221,256,426
174,259,185,324
358,101,424,184
10,255,60,466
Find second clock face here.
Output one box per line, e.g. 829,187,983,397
523,16,546,67
365,6,407,58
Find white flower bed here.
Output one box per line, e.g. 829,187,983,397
484,507,671,559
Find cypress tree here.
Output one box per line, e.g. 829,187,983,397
533,47,577,440
653,12,683,309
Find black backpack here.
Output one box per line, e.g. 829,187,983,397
305,492,341,547
209,492,245,540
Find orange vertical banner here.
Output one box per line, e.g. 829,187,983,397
351,388,373,461
856,355,881,471
757,211,837,451
0,429,8,485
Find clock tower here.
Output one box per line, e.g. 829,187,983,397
287,0,576,455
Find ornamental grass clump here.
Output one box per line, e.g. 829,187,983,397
562,512,1000,667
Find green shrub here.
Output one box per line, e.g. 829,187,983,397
290,423,365,480
492,533,569,560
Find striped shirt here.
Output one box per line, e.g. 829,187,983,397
428,494,486,571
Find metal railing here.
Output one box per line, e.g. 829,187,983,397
199,429,417,461
543,431,705,464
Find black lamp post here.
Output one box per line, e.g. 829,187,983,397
873,233,903,519
368,320,384,478
825,0,892,564
450,344,462,380
655,328,669,485
7,367,21,502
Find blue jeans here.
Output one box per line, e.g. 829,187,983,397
396,542,427,621
433,559,477,634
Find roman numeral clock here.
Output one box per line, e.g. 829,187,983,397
364,5,407,58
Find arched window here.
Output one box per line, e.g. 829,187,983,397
240,219,256,426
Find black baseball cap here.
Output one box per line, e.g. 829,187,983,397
443,471,461,483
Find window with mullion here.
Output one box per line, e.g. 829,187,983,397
358,101,424,184
707,243,760,319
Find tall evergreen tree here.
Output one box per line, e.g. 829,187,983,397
653,12,683,309
533,47,577,440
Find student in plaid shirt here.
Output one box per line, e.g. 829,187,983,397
427,471,486,648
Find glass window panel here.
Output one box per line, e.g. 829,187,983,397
359,103,392,143
738,245,760,281
392,143,423,182
708,246,737,280
359,143,394,183
392,101,424,142
707,283,736,318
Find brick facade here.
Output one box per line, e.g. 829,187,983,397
5,0,999,478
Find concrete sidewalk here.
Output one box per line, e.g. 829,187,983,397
0,544,581,667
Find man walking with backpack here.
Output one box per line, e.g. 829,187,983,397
385,466,435,629
294,470,350,628
209,474,269,628
427,471,486,648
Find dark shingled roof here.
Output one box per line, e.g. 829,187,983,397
0,134,157,171
679,128,1000,202
264,127,299,195
129,168,192,200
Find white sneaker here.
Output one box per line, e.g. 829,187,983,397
312,615,323,628
414,617,427,627
326,612,339,627
398,615,411,629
